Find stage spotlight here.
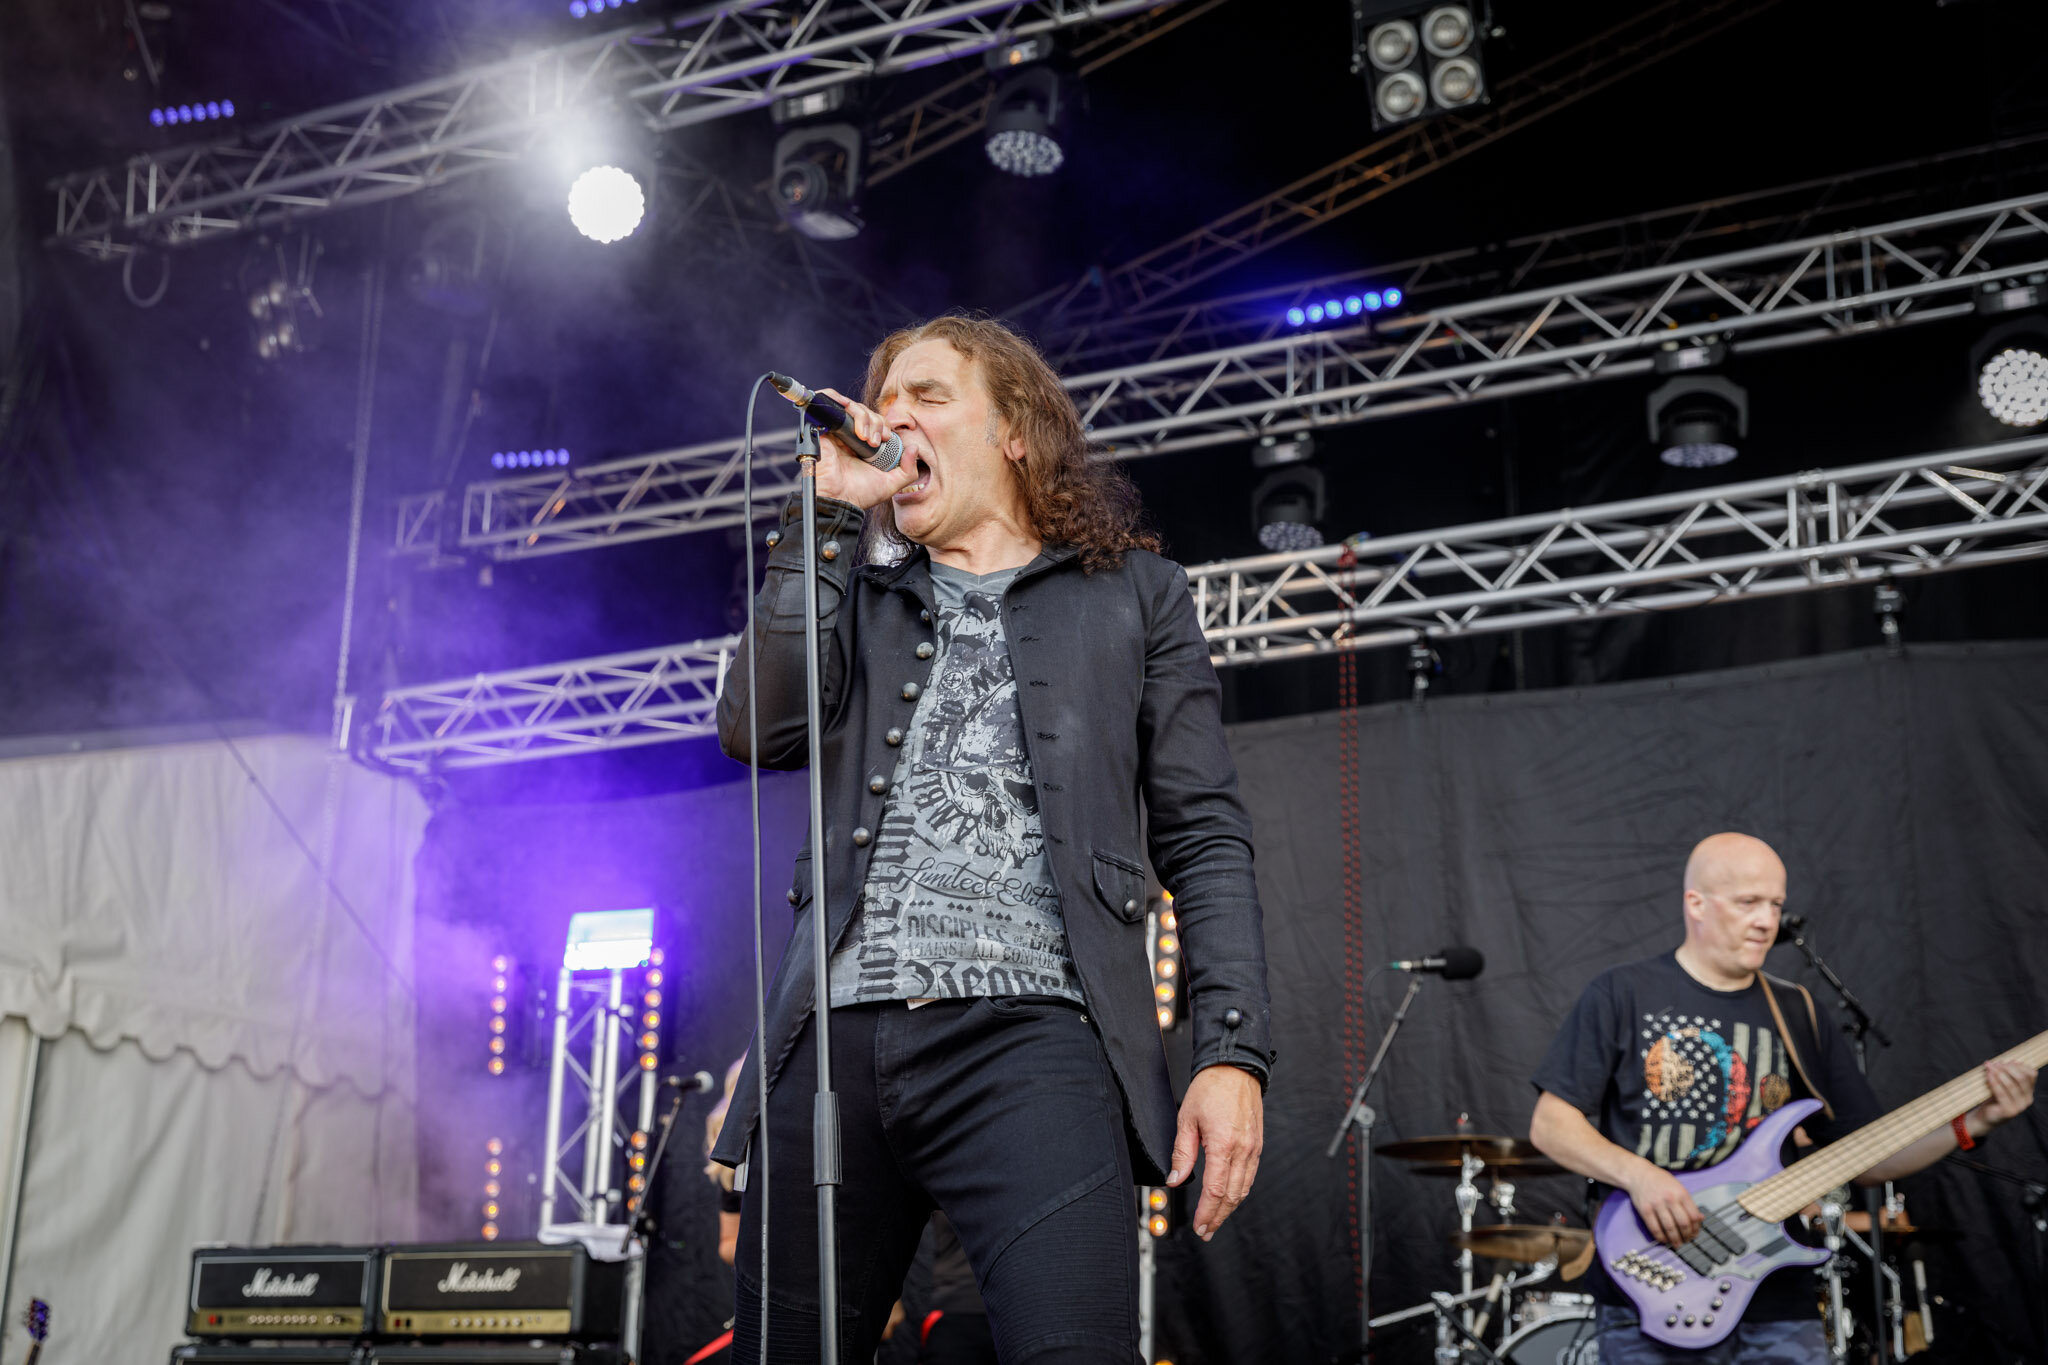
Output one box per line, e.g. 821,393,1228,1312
566,165,645,243
1969,290,2048,429
1287,307,1307,326
986,67,1064,177
1978,344,2048,427
1352,1,1488,130
773,124,865,240
1252,433,1325,551
1647,374,1748,468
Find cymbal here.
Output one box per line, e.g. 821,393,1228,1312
1376,1134,1551,1165
1407,1159,1569,1179
1452,1225,1593,1264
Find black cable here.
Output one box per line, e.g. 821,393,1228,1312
740,372,772,1365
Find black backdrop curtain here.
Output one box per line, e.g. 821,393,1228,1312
415,641,2048,1364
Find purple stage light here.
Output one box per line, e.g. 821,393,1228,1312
206,101,222,119
221,100,235,117
1324,298,1342,317
570,0,586,13
1286,307,1306,326
150,109,165,126
1386,287,1403,307
1306,304,1325,322
491,453,506,469
1345,296,1363,315
1363,291,1383,311
177,105,192,122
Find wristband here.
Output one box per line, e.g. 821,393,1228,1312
1951,1113,1975,1151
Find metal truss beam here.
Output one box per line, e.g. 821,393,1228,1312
1194,434,2048,666
396,190,2048,560
367,436,2048,770
1040,133,2048,373
1010,0,1784,333
49,0,1185,254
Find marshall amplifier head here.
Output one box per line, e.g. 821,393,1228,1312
187,1245,378,1337
378,1243,623,1341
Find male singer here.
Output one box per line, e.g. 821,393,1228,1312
713,314,1273,1361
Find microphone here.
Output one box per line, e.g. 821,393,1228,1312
768,372,904,472
1388,946,1485,980
662,1071,718,1094
1774,914,1807,945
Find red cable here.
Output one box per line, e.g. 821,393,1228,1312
683,1329,733,1365
1335,558,1363,1293
922,1310,945,1346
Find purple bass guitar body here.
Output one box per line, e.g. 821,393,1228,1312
1593,1098,1830,1349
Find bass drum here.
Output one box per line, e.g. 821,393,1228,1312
1499,1306,1599,1365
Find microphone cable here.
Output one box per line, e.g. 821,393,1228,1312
740,372,772,1365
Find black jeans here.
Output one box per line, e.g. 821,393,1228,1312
731,997,1139,1364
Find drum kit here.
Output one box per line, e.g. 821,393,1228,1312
1365,1122,1600,1365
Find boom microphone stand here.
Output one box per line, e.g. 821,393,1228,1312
795,424,844,1364
1778,915,1891,1365
1327,974,1427,1360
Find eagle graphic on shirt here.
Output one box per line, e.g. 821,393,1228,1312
1634,1009,1795,1170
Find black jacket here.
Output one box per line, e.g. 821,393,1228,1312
710,495,1274,1183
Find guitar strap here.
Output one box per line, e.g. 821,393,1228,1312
1760,971,1834,1120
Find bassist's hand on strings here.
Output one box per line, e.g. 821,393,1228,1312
1972,1058,2037,1131
1625,1162,1704,1247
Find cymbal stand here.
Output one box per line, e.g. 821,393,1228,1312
1453,1153,1483,1328
1835,1220,1906,1360
1818,1192,1852,1363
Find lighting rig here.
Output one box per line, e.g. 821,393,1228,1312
1251,433,1326,552
1646,340,1750,469
985,38,1066,177
772,122,867,241
1351,2,1490,131
1971,275,2048,430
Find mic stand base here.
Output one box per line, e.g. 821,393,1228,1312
1327,975,1427,1360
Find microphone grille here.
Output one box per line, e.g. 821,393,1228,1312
871,431,904,473
1438,945,1485,980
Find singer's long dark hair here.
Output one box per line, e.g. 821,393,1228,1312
859,313,1161,573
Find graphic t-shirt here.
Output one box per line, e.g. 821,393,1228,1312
1531,951,1880,1320
826,561,1084,1006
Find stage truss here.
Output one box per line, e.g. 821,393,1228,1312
366,435,2048,770
393,190,2048,562
47,0,1187,255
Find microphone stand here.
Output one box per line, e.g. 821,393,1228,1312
796,424,843,1365
1326,974,1426,1361
1780,919,1891,1365
618,1084,690,1257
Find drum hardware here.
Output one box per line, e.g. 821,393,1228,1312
1496,1307,1599,1365
1451,1227,1593,1266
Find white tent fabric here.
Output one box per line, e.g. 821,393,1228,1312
0,733,426,1365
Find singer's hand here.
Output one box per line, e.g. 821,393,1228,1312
808,387,917,510
1167,1065,1264,1242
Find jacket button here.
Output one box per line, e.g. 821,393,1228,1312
920,609,932,623
916,642,935,660
885,727,904,747
1223,1008,1243,1029
821,539,841,561
787,887,800,906
852,827,872,847
902,682,921,701
1124,898,1138,915
868,775,887,794
765,529,782,549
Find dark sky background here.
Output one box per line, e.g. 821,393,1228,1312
5,0,2048,797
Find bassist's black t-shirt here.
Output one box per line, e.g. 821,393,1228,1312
1531,952,1881,1320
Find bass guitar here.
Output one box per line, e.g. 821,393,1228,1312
1593,1028,2047,1348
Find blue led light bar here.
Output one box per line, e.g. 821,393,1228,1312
150,99,235,127
491,448,572,470
1283,285,1404,328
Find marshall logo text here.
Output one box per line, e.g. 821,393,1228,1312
435,1262,522,1294
241,1268,320,1298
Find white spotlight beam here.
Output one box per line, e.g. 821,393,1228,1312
395,191,2048,560
366,436,2048,768
48,0,1189,254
